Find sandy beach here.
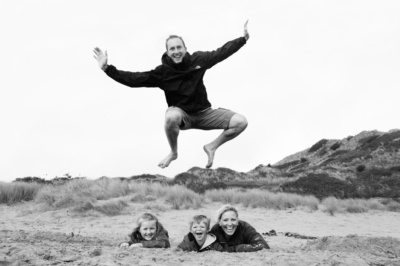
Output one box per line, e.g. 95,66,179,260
1,200,400,266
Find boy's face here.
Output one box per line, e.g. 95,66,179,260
166,38,187,64
190,221,208,244
139,220,157,240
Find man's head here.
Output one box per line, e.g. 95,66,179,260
166,35,187,64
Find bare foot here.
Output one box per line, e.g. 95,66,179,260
203,144,216,168
158,152,177,169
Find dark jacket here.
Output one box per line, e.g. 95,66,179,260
177,232,225,252
105,37,247,113
125,228,170,248
209,220,270,252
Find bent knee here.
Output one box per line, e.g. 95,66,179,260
230,114,248,130
165,109,183,126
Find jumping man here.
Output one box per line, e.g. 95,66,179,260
93,20,250,169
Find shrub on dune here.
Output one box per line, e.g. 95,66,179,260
165,185,203,210
0,182,44,204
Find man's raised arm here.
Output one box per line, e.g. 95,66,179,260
93,47,108,71
244,19,249,41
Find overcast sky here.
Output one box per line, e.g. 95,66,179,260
1,0,399,182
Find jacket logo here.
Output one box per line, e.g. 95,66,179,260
195,65,201,69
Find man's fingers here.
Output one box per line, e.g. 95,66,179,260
244,19,249,28
93,47,104,55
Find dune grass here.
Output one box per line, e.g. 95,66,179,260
2,178,399,215
321,197,386,215
165,185,203,210
0,182,44,204
73,199,129,216
34,178,202,213
205,188,319,211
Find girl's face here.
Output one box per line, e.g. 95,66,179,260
139,220,157,240
190,221,208,246
219,210,238,236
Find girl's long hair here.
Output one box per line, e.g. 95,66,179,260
129,212,166,239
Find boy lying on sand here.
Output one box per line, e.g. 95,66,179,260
177,215,224,252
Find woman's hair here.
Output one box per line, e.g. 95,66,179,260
189,215,211,231
130,212,165,237
216,204,239,222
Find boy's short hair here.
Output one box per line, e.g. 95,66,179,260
189,215,211,231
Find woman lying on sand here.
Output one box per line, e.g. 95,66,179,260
209,204,270,252
119,213,170,248
177,214,225,252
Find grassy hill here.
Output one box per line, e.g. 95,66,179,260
10,129,400,200
171,129,400,199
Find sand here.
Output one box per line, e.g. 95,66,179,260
1,201,400,266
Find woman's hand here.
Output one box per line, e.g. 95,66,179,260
129,243,143,248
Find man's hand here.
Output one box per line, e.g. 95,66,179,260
93,47,108,71
244,20,250,40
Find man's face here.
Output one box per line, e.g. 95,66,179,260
166,38,187,64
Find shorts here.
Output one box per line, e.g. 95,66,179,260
167,107,236,130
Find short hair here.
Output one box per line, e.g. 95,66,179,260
216,204,239,222
165,35,186,50
189,214,211,231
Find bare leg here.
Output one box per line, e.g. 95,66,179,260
203,114,248,168
158,109,182,168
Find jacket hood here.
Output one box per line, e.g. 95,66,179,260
200,233,217,250
161,52,191,70
184,232,217,250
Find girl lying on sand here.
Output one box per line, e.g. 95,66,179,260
210,204,270,252
177,214,225,252
119,212,170,249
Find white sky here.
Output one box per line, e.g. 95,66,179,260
1,0,399,182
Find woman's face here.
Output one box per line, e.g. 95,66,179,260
219,210,239,236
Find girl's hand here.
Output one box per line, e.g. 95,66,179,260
129,243,143,248
119,242,130,249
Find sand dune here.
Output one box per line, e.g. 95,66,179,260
1,202,400,266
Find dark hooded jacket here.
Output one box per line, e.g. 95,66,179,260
177,232,225,252
105,37,247,113
209,220,270,252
